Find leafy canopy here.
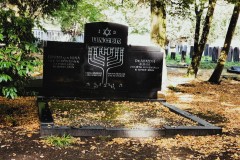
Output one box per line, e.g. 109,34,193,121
0,0,76,98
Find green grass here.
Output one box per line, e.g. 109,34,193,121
166,54,240,69
43,134,76,148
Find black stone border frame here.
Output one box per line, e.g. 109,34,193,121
37,96,222,137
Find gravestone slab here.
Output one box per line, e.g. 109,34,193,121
43,42,85,97
190,46,194,58
212,47,219,62
204,44,209,56
209,47,213,57
127,46,163,98
83,22,128,97
227,47,233,62
233,47,240,62
43,22,163,99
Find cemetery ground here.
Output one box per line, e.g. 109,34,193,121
0,68,240,160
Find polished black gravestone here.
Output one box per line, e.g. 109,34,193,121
39,22,221,138
43,22,163,99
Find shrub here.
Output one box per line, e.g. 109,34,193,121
0,7,40,98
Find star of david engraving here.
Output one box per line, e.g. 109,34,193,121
103,28,111,37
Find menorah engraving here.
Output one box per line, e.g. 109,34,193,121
88,46,124,85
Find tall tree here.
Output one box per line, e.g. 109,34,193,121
187,0,217,77
208,2,240,83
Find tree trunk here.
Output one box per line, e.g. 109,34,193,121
187,3,203,76
208,3,240,83
187,0,217,77
150,0,166,48
150,0,167,92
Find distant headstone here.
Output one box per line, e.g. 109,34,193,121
212,47,219,62
43,22,163,99
204,44,209,56
181,45,187,62
190,46,194,58
209,47,213,57
178,45,182,54
170,43,176,60
233,47,240,62
227,47,233,62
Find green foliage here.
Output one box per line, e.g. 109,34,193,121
50,0,151,35
0,7,40,98
44,134,76,148
0,1,76,98
51,0,106,36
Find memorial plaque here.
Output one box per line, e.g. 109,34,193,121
43,22,163,99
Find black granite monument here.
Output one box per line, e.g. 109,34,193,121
43,22,163,99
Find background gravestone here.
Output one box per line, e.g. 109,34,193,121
233,47,240,62
227,47,233,62
209,47,213,57
189,46,194,58
204,44,209,56
212,47,219,62
178,45,182,55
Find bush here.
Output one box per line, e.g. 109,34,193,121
0,7,40,98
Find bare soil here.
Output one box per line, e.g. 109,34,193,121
0,68,239,160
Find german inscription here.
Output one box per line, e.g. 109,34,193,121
47,55,81,69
